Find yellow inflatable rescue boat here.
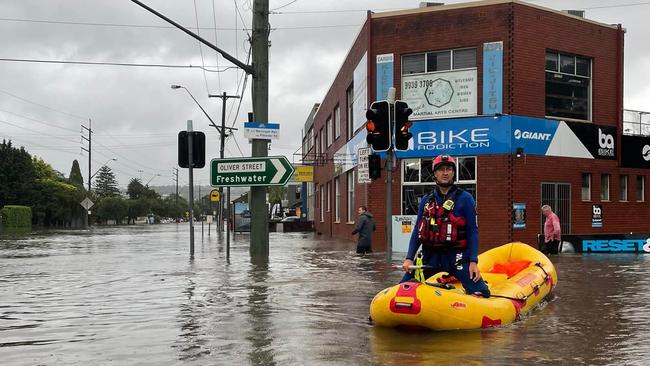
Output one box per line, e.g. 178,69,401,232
369,242,557,330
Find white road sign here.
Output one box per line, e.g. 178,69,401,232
357,147,371,184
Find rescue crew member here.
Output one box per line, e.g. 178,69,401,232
400,154,490,297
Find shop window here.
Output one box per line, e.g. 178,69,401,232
402,53,425,74
334,105,341,139
600,174,610,201
326,117,333,147
452,48,476,69
401,156,477,214
319,185,324,222
402,48,476,76
334,178,340,222
545,50,591,121
326,182,331,212
620,175,628,202
637,175,645,202
581,173,591,201
346,83,354,139
347,171,355,222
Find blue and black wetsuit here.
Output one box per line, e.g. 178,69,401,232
401,186,490,295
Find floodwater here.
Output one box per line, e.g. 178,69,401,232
1,224,650,366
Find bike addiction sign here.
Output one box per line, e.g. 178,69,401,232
402,69,477,120
388,114,617,159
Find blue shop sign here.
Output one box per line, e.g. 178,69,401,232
394,116,510,158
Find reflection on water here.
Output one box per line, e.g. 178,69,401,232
2,226,650,365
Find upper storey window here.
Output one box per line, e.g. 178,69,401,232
545,51,591,121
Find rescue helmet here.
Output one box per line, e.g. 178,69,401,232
432,154,456,173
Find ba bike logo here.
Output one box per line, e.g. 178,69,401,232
642,145,650,162
598,128,614,157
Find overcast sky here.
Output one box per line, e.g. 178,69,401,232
1,0,648,190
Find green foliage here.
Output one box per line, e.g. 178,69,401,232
127,178,145,199
95,196,128,223
0,139,38,207
268,186,287,205
94,166,120,198
1,205,32,228
69,160,85,189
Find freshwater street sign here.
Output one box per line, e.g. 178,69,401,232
210,156,295,187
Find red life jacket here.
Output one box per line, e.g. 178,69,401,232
417,188,467,250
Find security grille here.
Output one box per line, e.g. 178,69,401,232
541,182,571,235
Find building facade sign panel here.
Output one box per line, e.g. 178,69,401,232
402,69,477,120
621,135,650,169
376,53,394,101
352,52,368,132
482,41,503,115
333,129,368,175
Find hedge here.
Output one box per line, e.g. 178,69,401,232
1,205,32,228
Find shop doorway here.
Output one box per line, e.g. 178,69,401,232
541,182,571,234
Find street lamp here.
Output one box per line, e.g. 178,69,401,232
90,158,117,180
171,84,217,127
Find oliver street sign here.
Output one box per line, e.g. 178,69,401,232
210,156,295,187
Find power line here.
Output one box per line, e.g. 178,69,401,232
212,0,223,93
0,108,80,133
0,57,238,72
193,0,211,95
0,118,80,145
271,0,299,12
0,88,86,120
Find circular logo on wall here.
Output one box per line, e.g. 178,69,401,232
643,145,650,161
514,129,522,139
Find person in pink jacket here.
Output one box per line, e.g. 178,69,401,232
541,205,561,254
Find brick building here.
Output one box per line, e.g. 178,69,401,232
303,0,650,253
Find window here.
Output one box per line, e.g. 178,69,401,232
581,173,591,201
346,84,354,139
402,48,476,76
401,156,477,214
315,131,320,157
545,50,591,121
600,174,610,201
620,175,628,202
334,105,341,139
319,185,324,222
637,175,645,202
334,177,340,222
319,129,324,162
326,117,333,147
308,128,314,151
347,171,355,222
326,182,331,212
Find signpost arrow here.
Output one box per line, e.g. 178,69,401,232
210,156,295,187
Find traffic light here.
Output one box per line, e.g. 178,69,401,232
365,101,391,151
394,100,413,151
369,153,381,180
178,131,206,168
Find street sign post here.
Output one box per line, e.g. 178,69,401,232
357,147,372,184
211,156,295,187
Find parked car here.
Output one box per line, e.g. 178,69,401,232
280,216,300,223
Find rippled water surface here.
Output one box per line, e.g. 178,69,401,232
2,224,650,365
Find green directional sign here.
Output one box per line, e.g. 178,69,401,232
210,156,296,187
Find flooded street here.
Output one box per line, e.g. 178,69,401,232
2,224,650,365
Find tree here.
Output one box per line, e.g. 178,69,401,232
69,159,85,189
94,166,120,198
268,186,287,205
95,196,128,223
0,139,37,207
127,178,145,199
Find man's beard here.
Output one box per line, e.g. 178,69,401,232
437,180,453,188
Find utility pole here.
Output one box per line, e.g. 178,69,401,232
173,167,179,222
208,91,240,235
187,120,195,258
250,0,270,258
81,119,92,192
131,0,269,259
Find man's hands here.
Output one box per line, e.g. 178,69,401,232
469,261,481,282
402,259,414,272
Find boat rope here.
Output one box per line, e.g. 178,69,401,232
488,262,551,302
